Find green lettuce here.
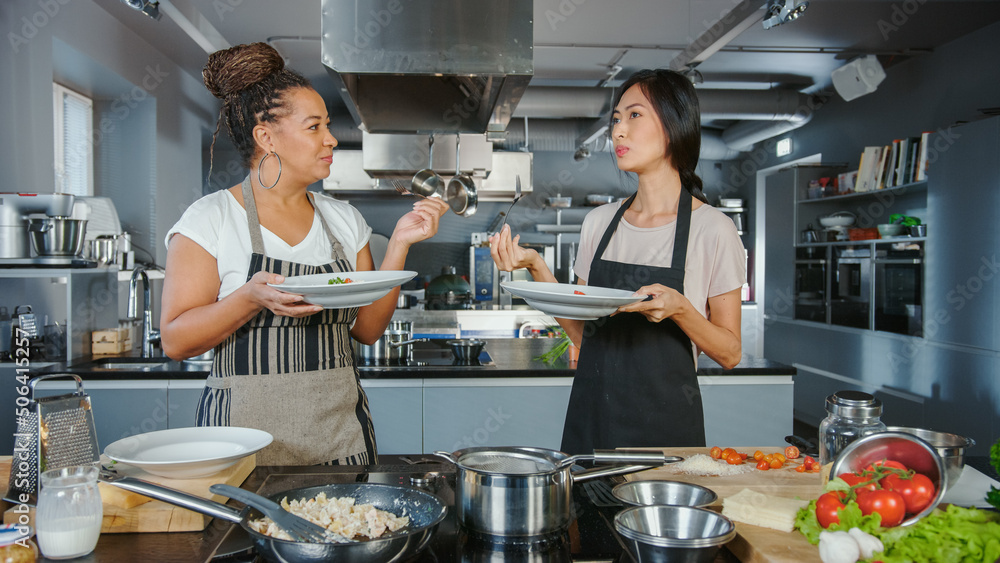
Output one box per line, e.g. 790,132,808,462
873,504,1000,563
795,499,881,544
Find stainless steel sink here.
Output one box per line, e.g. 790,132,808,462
82,357,172,371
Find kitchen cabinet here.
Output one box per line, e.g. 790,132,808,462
0,268,118,362
361,379,424,455
765,166,927,336
422,377,573,453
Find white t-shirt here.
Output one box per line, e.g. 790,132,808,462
573,200,746,358
165,189,372,300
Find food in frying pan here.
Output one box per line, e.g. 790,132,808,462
327,276,354,284
248,493,409,541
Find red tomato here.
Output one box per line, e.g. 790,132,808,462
727,454,745,465
815,492,845,528
864,460,908,473
784,446,800,459
857,489,906,527
839,472,878,492
803,456,817,470
769,458,784,469
710,446,723,459
796,464,807,473
883,473,936,514
756,460,770,470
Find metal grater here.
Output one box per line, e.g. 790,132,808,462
5,374,100,502
14,305,38,340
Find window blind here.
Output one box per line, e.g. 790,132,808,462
53,83,93,196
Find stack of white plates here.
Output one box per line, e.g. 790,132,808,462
500,281,646,320
104,427,273,479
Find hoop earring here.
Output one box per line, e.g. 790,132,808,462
257,151,281,189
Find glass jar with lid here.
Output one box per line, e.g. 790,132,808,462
818,390,887,465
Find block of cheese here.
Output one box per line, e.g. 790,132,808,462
721,488,809,533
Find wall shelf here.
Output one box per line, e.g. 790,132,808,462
798,181,927,204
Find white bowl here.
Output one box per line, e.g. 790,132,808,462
877,224,907,237
818,214,856,228
105,427,273,479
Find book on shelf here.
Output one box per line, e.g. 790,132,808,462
894,138,910,187
885,140,900,188
903,136,920,184
914,131,931,182
873,144,891,190
855,146,883,192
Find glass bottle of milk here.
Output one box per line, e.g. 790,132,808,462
36,466,102,560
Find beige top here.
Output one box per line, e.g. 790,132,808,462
574,200,747,357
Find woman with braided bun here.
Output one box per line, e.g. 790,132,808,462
490,69,745,453
161,43,448,465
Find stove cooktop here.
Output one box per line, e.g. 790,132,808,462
356,341,497,369
209,462,628,562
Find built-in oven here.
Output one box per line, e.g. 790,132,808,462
794,246,827,322
875,244,923,336
831,247,871,329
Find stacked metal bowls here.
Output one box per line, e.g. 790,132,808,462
887,426,974,490
614,505,736,563
612,480,718,509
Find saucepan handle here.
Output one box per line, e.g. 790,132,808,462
571,464,660,483
99,473,243,523
432,450,458,464
591,449,679,465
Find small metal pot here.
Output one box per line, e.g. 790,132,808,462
445,135,477,217
28,217,87,256
435,447,678,538
445,339,486,361
354,330,428,363
90,235,118,265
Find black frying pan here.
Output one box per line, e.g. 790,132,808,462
103,475,447,563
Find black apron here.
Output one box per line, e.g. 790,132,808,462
196,176,378,466
561,191,705,454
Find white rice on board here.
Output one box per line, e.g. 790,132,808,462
665,454,756,476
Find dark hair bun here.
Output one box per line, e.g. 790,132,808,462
202,42,284,99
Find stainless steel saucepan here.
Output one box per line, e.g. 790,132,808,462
435,446,680,537
101,472,446,563
354,329,428,363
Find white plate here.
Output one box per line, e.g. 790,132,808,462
104,427,273,479
269,270,417,309
502,281,646,320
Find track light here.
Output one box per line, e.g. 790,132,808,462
762,0,807,30
120,0,161,21
681,64,704,85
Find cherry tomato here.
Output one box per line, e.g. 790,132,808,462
774,453,787,464
785,446,801,459
756,460,770,470
839,472,878,492
722,448,737,460
883,473,936,514
815,492,846,528
857,489,906,527
739,452,748,460
769,458,783,469
763,453,775,463
710,446,723,459
574,290,586,295
796,464,807,472
727,454,745,465
753,450,765,461
803,456,817,470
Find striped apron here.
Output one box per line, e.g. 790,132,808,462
195,176,378,466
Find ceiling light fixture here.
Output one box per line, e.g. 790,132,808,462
120,0,161,20
762,0,808,30
681,64,704,85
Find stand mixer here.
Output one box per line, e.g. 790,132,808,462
0,192,85,264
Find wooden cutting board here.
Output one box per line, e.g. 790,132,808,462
625,446,825,563
1,455,255,534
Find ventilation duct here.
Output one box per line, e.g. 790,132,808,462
320,0,532,135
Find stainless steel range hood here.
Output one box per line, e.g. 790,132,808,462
320,0,533,136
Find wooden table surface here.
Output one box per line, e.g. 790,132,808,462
626,446,826,563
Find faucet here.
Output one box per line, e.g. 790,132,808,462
128,266,161,357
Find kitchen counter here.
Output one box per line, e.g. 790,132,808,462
36,338,795,380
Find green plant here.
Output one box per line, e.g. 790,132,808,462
889,214,921,227
534,329,572,363
988,437,1000,510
